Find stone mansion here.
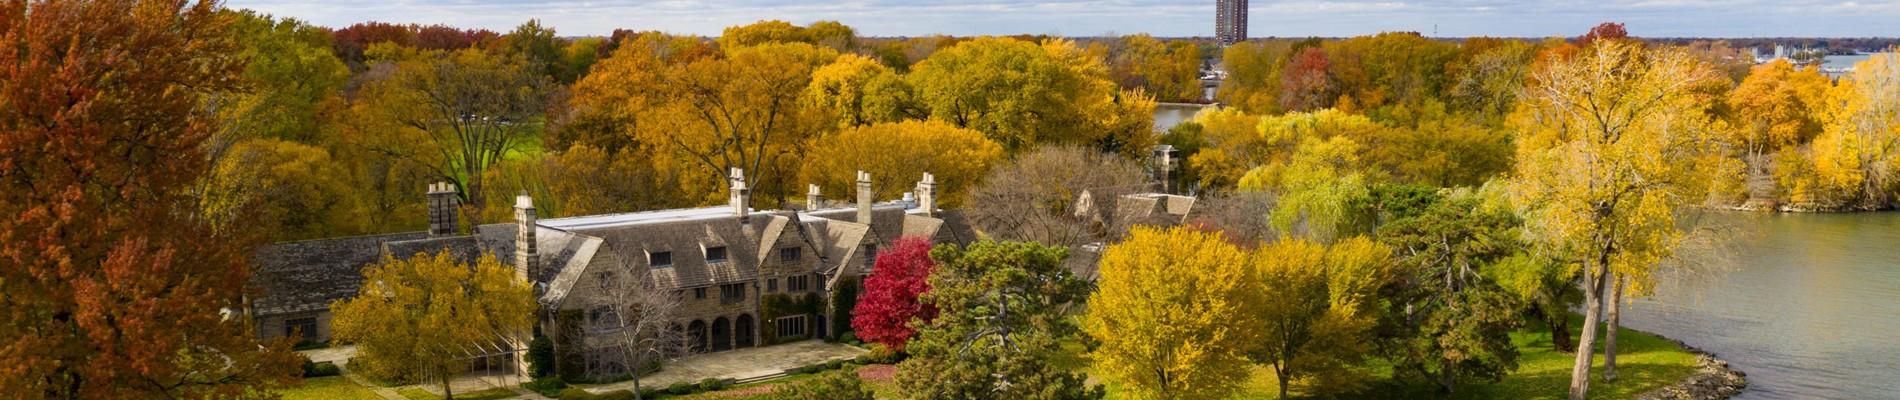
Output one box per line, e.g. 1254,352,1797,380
252,169,977,378
249,147,1194,380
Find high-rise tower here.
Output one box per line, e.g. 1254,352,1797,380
1216,0,1247,46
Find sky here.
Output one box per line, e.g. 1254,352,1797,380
226,0,1900,38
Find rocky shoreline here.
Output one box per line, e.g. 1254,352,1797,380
1635,334,1748,400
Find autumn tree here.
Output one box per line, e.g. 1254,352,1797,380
216,10,349,145
894,241,1101,400
199,139,356,240
1448,40,1536,121
806,54,905,128
331,251,534,399
1375,188,1523,393
1808,53,1900,209
352,47,554,224
903,36,1155,156
965,146,1151,249
1085,227,1260,400
800,120,1004,208
539,144,691,216
574,35,836,205
1249,237,1391,399
1218,40,1293,114
1510,39,1729,399
1727,59,1829,176
1280,47,1334,112
851,237,938,352
501,19,570,82
0,1,302,397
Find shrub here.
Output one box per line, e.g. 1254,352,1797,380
859,343,904,364
825,359,846,370
292,340,331,351
771,368,873,400
636,387,661,399
699,377,728,392
522,377,568,397
666,382,695,395
528,335,556,378
301,360,340,377
593,390,636,400
558,388,592,400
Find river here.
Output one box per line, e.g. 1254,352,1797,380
1152,103,1212,133
1622,212,1900,399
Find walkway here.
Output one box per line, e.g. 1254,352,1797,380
580,340,867,394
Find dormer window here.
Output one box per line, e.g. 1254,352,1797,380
706,246,728,263
649,251,673,268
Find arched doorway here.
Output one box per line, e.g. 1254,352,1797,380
735,314,755,348
687,320,707,353
711,317,732,352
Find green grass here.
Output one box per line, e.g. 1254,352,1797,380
395,386,517,400
1086,315,1700,399
277,376,382,400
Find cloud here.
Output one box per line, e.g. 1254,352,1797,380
225,0,1900,37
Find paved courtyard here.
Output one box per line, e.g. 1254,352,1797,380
581,340,867,393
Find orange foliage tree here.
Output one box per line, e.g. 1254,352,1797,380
0,0,300,398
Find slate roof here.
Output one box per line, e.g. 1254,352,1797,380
541,207,771,291
251,232,428,315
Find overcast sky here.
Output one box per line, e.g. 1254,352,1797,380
226,0,1900,38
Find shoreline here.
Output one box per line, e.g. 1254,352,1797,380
1632,329,1749,400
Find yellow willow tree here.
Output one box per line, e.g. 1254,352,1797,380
1808,53,1900,210
1508,40,1731,400
1085,227,1260,400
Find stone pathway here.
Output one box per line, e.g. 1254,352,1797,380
579,340,867,394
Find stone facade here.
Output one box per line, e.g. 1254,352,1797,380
251,172,975,380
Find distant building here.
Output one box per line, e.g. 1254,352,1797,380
1216,0,1247,46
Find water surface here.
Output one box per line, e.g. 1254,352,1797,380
1622,212,1900,399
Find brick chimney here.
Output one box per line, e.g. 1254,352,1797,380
915,173,936,217
729,168,750,219
514,192,537,283
807,184,824,211
856,171,872,224
427,182,458,236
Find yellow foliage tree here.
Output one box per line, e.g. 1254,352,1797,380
1728,59,1830,176
198,138,355,240
1808,53,1900,209
902,36,1154,156
806,54,901,129
331,251,535,399
799,120,1004,208
1085,227,1260,400
1509,40,1730,400
1249,237,1390,399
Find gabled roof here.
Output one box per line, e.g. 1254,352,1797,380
252,232,430,315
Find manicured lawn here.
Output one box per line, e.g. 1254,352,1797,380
1085,315,1700,399
395,386,517,400
277,376,381,400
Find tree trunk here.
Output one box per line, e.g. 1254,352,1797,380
1439,358,1457,393
1567,264,1608,400
1548,309,1574,353
633,375,644,400
442,370,456,400
1276,365,1290,400
1604,275,1624,381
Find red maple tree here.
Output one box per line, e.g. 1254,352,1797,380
851,237,938,351
0,0,300,397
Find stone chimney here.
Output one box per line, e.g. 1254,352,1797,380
915,173,936,217
729,168,750,219
807,184,824,211
856,171,873,224
427,182,459,236
1152,144,1179,194
514,192,538,283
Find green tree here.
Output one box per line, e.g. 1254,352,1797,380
1085,227,1259,400
1375,189,1523,393
331,251,535,399
893,241,1101,400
